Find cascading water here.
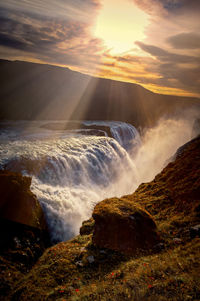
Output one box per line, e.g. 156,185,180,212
84,120,140,150
0,121,140,243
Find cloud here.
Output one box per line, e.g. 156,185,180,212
134,41,200,95
1,0,101,23
132,0,200,48
132,0,165,16
132,0,200,17
0,11,86,51
167,32,200,49
96,41,200,97
124,0,200,96
135,41,200,64
0,2,104,72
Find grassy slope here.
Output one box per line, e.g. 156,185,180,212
6,136,200,300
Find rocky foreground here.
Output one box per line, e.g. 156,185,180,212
0,136,200,300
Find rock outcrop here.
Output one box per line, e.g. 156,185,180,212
0,170,46,229
0,171,50,298
92,197,160,255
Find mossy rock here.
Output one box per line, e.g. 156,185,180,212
92,197,160,255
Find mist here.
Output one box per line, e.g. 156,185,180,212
132,108,200,185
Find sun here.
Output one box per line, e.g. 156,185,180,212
94,0,149,54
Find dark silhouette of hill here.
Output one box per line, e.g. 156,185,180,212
0,59,199,127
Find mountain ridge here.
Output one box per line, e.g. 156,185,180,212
2,59,200,99
0,59,199,127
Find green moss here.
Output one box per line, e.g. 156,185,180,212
93,197,153,221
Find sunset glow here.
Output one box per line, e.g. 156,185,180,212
94,0,149,54
0,0,200,97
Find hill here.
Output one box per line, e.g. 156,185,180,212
0,59,199,127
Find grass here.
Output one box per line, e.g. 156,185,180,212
9,235,200,300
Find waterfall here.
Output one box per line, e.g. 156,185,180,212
84,120,141,150
0,121,140,243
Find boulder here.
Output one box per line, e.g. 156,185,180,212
92,197,160,255
0,170,47,230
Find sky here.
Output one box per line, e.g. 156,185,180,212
0,0,200,97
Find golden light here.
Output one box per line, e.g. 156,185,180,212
94,0,149,55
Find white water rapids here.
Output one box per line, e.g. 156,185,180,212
0,121,140,242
